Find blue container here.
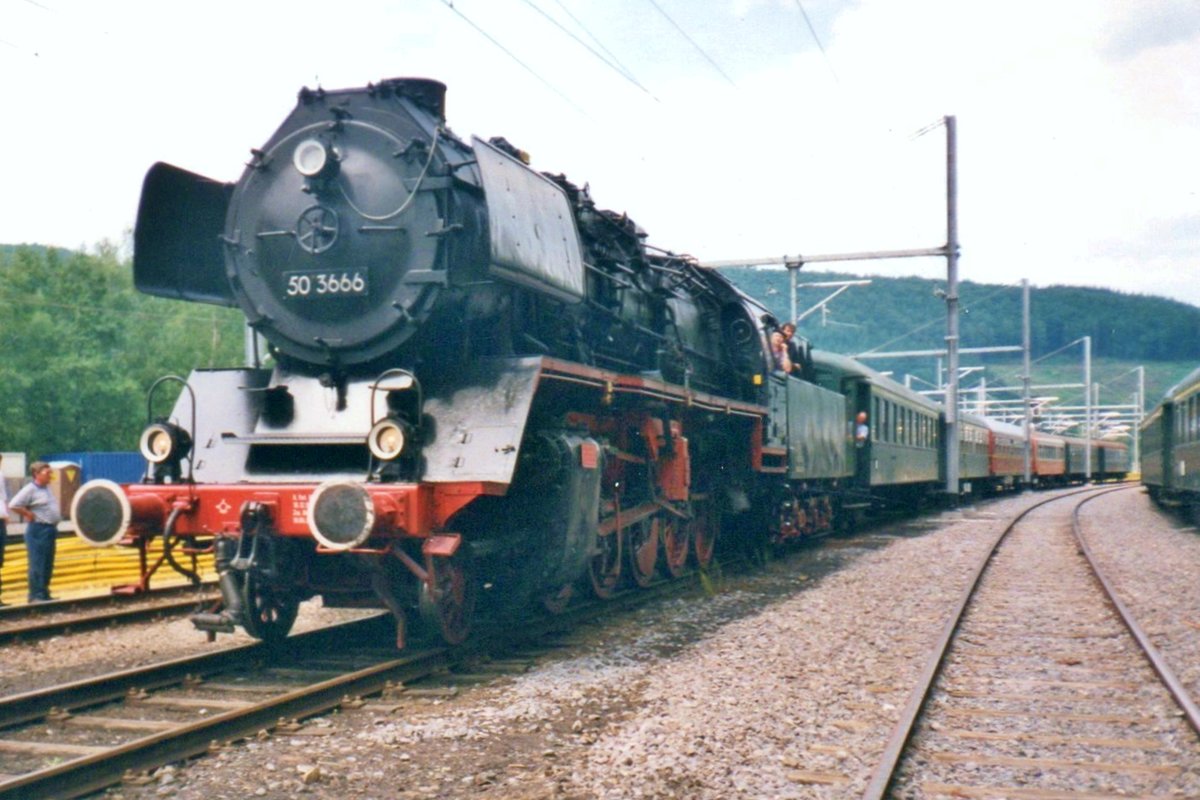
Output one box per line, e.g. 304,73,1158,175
40,451,146,485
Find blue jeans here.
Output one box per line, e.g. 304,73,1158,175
25,522,57,601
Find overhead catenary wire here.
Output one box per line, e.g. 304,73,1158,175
643,0,737,87
551,0,640,83
793,0,839,83
436,0,594,119
521,0,659,101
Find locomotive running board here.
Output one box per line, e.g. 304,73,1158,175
537,357,767,419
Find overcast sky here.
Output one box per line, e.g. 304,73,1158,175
3,0,1198,307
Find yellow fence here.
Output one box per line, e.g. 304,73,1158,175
1,530,217,605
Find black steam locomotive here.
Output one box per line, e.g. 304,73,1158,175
72,79,783,646
71,78,1127,648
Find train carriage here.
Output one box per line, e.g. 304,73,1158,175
1141,404,1167,490
1095,439,1130,481
985,418,1026,492
957,413,992,494
1063,437,1089,483
1031,432,1067,485
809,351,941,504
1141,366,1200,513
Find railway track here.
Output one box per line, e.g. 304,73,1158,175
864,484,1200,799
0,584,219,646
0,568,696,799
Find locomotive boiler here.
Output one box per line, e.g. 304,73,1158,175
70,78,777,646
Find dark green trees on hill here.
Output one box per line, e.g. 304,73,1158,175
722,268,1200,362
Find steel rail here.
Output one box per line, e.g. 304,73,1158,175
0,583,217,623
860,484,1128,800
0,646,450,800
0,564,704,799
0,594,220,646
1072,486,1200,735
0,614,390,727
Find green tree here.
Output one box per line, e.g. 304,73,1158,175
0,244,244,458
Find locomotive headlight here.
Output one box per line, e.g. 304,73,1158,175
293,138,331,177
139,422,190,465
368,418,408,461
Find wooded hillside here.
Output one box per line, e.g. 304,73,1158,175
722,268,1200,362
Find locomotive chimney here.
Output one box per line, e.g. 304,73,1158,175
379,78,447,122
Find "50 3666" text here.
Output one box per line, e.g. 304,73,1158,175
283,271,368,297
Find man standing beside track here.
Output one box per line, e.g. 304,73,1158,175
9,461,60,604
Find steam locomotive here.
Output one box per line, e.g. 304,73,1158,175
71,78,781,646
70,78,1127,648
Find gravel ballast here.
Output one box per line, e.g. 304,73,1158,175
8,488,1194,799
91,493,1043,799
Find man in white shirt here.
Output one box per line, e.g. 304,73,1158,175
9,461,61,603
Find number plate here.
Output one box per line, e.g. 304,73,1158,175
283,271,369,298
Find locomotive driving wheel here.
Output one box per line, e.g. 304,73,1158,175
657,514,691,578
239,572,300,644
419,549,477,646
588,528,622,598
625,518,658,587
691,499,719,569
